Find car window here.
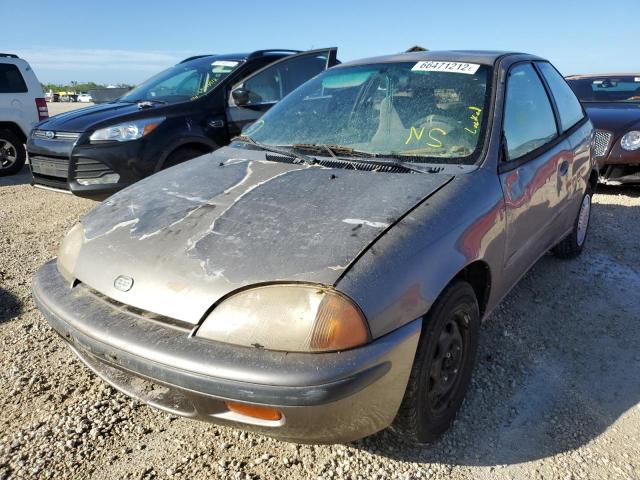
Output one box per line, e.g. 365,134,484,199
119,57,240,104
241,53,329,105
0,63,27,93
245,62,492,163
536,62,584,132
567,76,640,103
503,63,557,160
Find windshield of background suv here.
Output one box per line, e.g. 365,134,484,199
567,76,640,103
120,57,241,104
244,61,492,163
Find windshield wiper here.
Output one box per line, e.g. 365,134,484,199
291,143,434,174
136,99,168,108
364,158,435,174
234,136,316,166
291,143,380,158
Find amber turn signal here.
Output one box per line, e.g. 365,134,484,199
143,122,161,136
224,401,283,421
310,292,369,350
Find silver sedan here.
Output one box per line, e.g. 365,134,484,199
33,51,597,444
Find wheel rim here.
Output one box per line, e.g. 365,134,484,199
576,194,591,247
0,139,18,169
427,310,469,416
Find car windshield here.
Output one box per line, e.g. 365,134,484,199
120,57,241,104
567,76,640,103
245,61,492,163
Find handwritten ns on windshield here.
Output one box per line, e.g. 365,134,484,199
411,61,480,75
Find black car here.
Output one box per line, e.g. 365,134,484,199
566,74,640,184
28,48,338,199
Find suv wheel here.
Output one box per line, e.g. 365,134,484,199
0,129,26,176
163,146,209,170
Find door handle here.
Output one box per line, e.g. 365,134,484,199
559,160,569,176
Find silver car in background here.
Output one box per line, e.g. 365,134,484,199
33,51,597,444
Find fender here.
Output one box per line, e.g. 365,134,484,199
337,169,507,339
0,120,28,141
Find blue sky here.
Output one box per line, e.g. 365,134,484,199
4,0,636,85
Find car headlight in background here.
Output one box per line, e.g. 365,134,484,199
621,131,640,151
57,223,85,284
89,117,164,142
197,285,370,352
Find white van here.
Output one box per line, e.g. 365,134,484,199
1,53,48,176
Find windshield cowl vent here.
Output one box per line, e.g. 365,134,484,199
265,153,428,174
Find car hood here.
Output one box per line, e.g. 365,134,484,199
37,101,157,132
73,147,454,324
583,102,640,134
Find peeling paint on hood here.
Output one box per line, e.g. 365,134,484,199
75,147,453,324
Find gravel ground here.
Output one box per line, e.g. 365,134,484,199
1,163,639,479
46,102,94,116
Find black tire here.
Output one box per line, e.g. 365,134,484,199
0,129,26,176
391,281,480,444
552,185,592,259
162,146,209,170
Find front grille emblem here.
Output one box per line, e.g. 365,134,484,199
45,131,55,139
114,275,134,292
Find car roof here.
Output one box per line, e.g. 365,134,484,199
180,50,300,64
566,73,640,79
0,53,28,66
338,50,544,68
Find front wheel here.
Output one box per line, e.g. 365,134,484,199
162,146,209,170
0,129,26,176
552,186,592,259
391,281,480,443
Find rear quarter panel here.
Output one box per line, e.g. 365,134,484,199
0,60,43,136
565,120,595,223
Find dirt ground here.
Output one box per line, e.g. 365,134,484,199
46,102,94,116
0,117,639,478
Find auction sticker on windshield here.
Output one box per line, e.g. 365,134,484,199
412,61,480,75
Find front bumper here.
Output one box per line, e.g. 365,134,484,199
595,133,640,184
32,261,420,443
27,136,149,200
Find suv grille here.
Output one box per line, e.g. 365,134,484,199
593,130,612,157
73,158,116,179
32,130,80,141
30,154,70,189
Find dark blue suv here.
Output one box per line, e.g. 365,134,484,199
28,48,338,199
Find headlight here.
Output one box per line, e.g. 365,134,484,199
621,131,640,151
56,223,85,284
89,117,164,142
196,285,370,352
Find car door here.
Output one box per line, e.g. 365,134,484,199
499,62,572,284
534,61,590,232
225,48,338,138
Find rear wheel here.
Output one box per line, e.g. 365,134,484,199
552,186,592,259
0,129,26,176
392,281,480,443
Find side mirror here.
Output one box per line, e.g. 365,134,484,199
231,88,251,106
